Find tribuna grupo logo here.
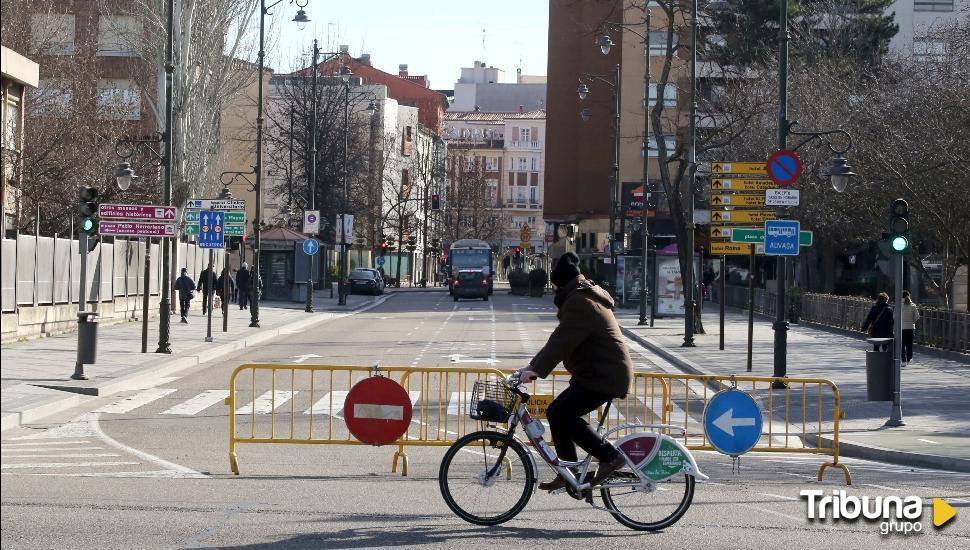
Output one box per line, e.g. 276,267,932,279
801,490,957,535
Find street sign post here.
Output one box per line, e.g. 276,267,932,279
729,228,813,246
710,178,775,192
764,220,801,256
710,210,778,224
99,221,176,237
185,211,245,223
198,211,225,249
711,194,766,207
703,388,763,456
343,376,414,446
766,149,803,187
185,224,245,236
765,188,800,206
185,198,246,210
99,204,177,221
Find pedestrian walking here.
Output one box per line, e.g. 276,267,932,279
516,251,633,491
174,268,195,323
230,269,239,302
861,292,894,351
215,267,235,312
236,262,251,310
197,265,215,315
900,290,920,364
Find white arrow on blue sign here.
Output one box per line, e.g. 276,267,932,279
199,211,225,249
302,238,319,256
702,388,763,456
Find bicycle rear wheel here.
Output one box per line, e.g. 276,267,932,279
601,474,695,531
438,430,536,525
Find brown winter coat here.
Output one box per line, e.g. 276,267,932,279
529,276,634,397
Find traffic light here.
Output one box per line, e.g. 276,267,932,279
380,238,389,252
78,185,99,234
386,235,396,250
431,194,441,210
889,198,910,254
514,246,522,258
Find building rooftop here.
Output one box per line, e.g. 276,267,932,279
444,109,546,121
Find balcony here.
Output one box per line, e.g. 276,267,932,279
507,140,543,150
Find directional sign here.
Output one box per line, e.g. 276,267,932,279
710,210,778,224
198,211,225,249
764,220,801,256
99,204,177,221
766,149,803,187
344,376,413,446
711,194,765,207
711,178,776,192
376,256,386,267
730,228,813,246
712,162,766,175
304,210,320,234
302,238,320,256
710,226,734,239
765,188,800,207
710,242,752,255
703,388,763,456
185,198,246,211
185,224,244,236
185,211,245,223
99,221,176,237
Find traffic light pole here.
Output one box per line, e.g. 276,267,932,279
772,0,792,388
886,252,905,426
72,230,90,380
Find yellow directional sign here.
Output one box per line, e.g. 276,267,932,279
710,242,753,255
710,226,760,239
712,162,767,175
711,178,776,191
710,210,778,223
711,194,766,207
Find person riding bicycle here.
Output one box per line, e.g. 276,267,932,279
516,252,634,491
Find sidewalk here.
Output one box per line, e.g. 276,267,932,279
617,305,970,472
1,290,389,432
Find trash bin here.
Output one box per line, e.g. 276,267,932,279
865,338,893,401
77,312,98,365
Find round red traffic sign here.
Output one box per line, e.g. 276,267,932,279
344,376,413,446
766,149,803,187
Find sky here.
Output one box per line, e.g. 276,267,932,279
266,0,549,89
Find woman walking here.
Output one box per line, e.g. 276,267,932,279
861,292,894,351
900,291,920,364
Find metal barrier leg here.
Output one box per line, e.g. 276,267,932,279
392,447,409,477
818,462,852,485
230,445,240,475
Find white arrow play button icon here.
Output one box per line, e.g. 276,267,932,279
712,408,757,436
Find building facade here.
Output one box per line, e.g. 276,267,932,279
888,0,969,57
1,46,39,234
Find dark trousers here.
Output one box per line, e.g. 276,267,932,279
201,291,211,314
239,290,249,309
546,384,619,463
902,329,915,361
179,299,190,318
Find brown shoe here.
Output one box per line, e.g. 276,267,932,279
588,454,627,487
538,474,569,491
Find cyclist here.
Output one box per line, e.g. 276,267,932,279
517,251,634,491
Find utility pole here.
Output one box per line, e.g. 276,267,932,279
772,0,792,387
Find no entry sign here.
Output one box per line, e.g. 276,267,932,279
344,376,413,445
766,149,802,187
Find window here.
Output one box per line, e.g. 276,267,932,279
913,38,947,62
97,16,142,56
914,0,953,11
530,172,538,186
519,127,531,143
645,135,676,158
529,187,537,204
513,187,528,203
649,31,677,56
516,172,527,186
485,157,499,171
402,125,413,156
648,83,678,107
517,157,528,170
31,80,73,117
530,157,539,172
30,14,75,55
97,79,141,120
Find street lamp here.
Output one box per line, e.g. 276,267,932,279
576,82,590,100
597,35,614,56
252,0,312,327
115,162,137,191
826,155,855,192
580,108,591,122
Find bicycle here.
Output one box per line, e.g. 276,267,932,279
438,373,708,530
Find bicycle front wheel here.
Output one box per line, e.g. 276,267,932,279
601,474,695,531
438,430,536,526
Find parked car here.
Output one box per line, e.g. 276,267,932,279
348,269,385,295
453,269,489,302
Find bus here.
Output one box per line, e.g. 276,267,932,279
447,239,494,295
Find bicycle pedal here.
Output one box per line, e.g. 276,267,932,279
548,487,568,495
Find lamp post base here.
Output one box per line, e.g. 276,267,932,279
71,362,88,381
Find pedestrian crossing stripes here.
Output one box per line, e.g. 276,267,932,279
95,388,177,414
236,391,295,415
160,390,230,416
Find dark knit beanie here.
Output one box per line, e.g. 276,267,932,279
551,252,581,287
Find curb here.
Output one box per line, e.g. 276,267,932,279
620,325,970,473
1,294,394,433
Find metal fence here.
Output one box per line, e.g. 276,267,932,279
1,234,222,313
716,286,969,354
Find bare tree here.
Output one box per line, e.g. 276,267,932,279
442,149,505,245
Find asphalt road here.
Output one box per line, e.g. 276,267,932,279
2,291,968,549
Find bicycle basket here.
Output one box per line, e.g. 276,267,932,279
469,380,513,423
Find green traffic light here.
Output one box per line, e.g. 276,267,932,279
82,218,96,233
891,235,909,253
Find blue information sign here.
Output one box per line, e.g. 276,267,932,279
764,219,800,256
703,388,763,456
198,211,225,249
302,238,319,256
376,256,385,267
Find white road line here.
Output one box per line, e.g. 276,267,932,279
88,413,206,478
736,503,818,526
1,461,139,469
161,390,230,416
1,453,121,459
1,441,93,447
447,392,470,416
2,470,192,479
916,438,939,444
2,447,103,452
754,492,799,501
305,391,348,416
94,388,177,414
865,483,899,491
235,391,295,415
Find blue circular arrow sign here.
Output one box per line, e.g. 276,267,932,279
302,238,319,256
703,388,763,456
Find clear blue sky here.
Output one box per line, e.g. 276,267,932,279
266,0,549,89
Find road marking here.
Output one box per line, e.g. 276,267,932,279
1,440,93,447
736,503,816,526
305,391,348,416
236,391,296,415
2,446,102,452
3,469,194,479
447,392,470,416
1,453,121,459
161,390,230,416
95,388,177,414
88,413,206,478
865,483,899,491
916,438,939,444
1,461,139,469
754,492,799,501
